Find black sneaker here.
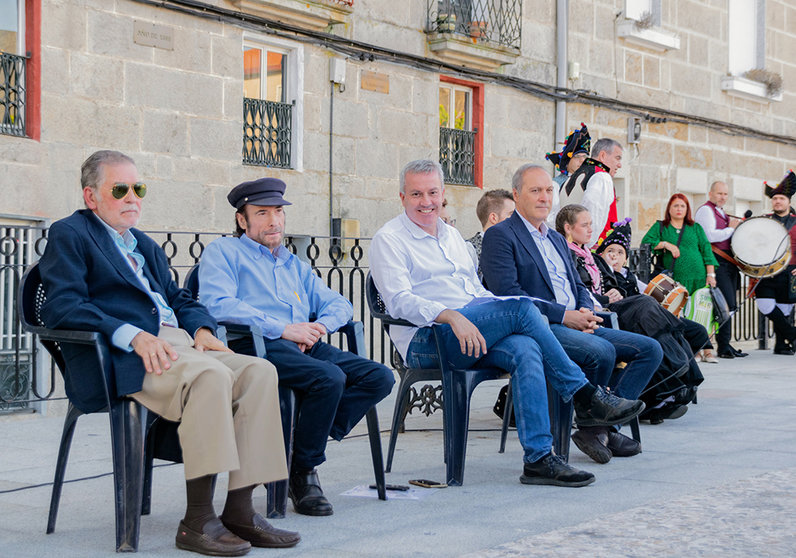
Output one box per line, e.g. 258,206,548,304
520,453,595,487
574,386,645,427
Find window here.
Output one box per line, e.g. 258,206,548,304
617,0,679,52
0,0,26,137
728,0,764,76
438,76,483,188
430,0,522,49
242,37,303,169
625,0,660,26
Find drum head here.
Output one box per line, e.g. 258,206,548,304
732,217,789,266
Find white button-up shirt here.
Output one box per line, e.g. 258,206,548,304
695,204,734,244
370,212,496,358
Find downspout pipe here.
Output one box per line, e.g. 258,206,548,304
555,0,568,147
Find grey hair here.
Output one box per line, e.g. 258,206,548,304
555,203,589,235
399,159,444,193
591,138,622,158
511,164,546,193
81,150,136,190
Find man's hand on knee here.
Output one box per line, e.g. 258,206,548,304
282,322,326,350
563,308,602,333
131,331,180,375
436,309,487,358
194,327,232,354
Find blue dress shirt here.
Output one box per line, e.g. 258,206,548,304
516,212,577,310
198,234,352,339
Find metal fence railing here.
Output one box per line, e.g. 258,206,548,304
440,126,476,186
427,0,523,50
0,225,780,413
0,51,26,138
243,97,293,168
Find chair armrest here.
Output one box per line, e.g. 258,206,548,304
339,321,366,357
217,322,267,359
596,311,619,330
24,325,103,346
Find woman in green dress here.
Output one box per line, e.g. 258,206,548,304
641,193,719,362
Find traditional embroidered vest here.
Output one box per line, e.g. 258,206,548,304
703,200,732,251
561,159,617,244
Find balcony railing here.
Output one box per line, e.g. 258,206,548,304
440,126,476,186
427,0,522,50
0,226,781,413
0,51,26,138
243,97,292,168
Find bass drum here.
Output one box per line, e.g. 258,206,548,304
731,217,790,278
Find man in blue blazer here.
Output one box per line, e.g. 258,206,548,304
481,164,661,465
39,150,299,555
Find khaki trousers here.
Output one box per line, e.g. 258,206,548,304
131,327,287,490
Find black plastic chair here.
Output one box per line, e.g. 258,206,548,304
184,264,387,517
365,273,572,486
17,262,168,552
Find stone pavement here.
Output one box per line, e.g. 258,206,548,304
1,341,795,557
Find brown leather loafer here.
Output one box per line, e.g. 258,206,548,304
222,513,300,548
175,518,251,556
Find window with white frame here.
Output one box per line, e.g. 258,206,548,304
728,0,765,76
0,0,24,55
625,0,661,26
242,37,303,170
0,0,26,137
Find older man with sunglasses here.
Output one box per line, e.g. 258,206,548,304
38,150,300,556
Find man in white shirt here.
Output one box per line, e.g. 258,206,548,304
694,181,747,359
370,159,645,487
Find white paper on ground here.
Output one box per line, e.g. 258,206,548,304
340,485,438,500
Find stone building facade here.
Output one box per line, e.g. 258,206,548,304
1,0,795,243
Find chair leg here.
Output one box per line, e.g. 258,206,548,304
141,416,158,516
109,400,148,553
385,378,413,473
267,388,295,519
365,406,386,500
47,403,83,535
547,385,572,463
499,381,512,454
442,371,474,487
629,416,641,443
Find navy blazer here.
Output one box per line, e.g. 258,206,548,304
481,211,594,324
39,210,216,412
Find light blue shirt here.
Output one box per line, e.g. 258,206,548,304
198,234,352,339
98,219,178,352
516,212,576,311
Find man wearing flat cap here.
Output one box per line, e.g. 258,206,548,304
199,178,394,516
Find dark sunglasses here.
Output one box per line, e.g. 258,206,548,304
111,182,147,199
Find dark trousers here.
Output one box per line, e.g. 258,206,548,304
715,258,739,351
230,337,394,470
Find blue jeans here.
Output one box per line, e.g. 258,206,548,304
405,298,587,463
550,324,662,401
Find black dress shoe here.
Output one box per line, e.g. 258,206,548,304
730,346,749,357
520,453,595,487
573,386,645,427
606,431,641,457
717,349,735,359
289,469,333,516
571,426,611,464
221,513,300,548
176,518,251,556
773,345,795,355
641,403,688,425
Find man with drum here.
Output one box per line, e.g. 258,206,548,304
695,181,748,359
755,171,796,355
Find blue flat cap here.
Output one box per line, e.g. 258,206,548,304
227,178,292,209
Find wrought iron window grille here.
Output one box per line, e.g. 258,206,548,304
439,126,476,186
427,0,522,49
243,97,293,168
0,51,27,138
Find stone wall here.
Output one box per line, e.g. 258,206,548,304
1,0,794,246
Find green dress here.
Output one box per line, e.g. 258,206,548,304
641,221,718,294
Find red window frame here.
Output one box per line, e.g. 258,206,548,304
440,74,484,189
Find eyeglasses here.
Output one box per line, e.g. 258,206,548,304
111,182,147,199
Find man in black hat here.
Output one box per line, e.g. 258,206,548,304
198,178,394,516
755,171,796,355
